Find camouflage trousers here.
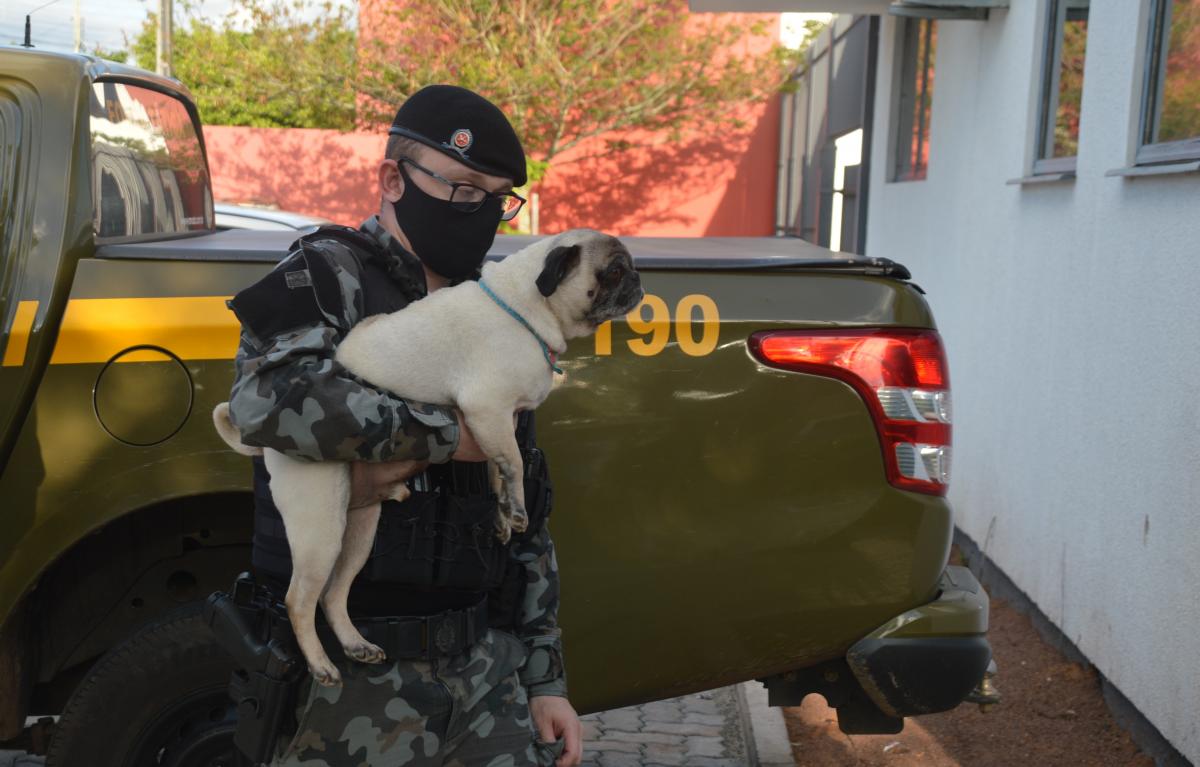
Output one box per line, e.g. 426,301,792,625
271,628,566,766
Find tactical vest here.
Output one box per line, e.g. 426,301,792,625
247,226,553,624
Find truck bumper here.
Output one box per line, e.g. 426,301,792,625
846,565,992,717
763,565,994,734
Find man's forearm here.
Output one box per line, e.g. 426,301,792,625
510,522,568,697
523,637,568,698
228,327,459,463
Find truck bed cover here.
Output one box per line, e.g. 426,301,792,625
95,229,911,279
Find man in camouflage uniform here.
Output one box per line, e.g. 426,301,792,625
224,85,582,766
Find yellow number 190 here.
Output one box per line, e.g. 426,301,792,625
594,293,719,357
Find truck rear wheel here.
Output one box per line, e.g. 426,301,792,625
46,603,244,767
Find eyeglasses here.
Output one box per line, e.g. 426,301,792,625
399,156,527,221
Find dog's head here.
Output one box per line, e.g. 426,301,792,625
533,229,644,339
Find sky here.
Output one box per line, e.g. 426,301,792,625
0,0,353,55
2,3,825,62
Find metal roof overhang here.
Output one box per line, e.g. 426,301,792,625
688,0,1007,17
689,0,889,10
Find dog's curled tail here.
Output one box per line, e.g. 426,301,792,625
212,402,263,457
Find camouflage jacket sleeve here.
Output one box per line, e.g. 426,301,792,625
510,416,567,698
511,516,568,698
225,241,459,463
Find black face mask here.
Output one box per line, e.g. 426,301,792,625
392,163,504,281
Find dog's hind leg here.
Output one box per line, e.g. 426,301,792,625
320,498,392,665
264,451,349,687
460,405,527,542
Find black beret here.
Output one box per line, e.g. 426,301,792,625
389,85,527,187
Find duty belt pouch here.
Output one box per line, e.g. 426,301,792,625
435,491,507,591
521,447,553,532
369,491,439,584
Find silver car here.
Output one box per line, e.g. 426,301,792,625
214,202,332,232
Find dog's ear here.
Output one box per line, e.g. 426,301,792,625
536,244,582,297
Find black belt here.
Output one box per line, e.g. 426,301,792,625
267,598,489,663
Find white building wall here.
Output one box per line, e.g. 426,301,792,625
863,1,1200,761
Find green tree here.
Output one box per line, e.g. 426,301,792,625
131,0,357,129
89,45,129,64
358,0,798,173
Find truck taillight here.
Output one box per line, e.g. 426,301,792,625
748,329,952,496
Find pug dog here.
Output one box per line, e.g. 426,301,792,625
212,228,643,686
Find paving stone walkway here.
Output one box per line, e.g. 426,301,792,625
1,687,753,767
579,686,751,766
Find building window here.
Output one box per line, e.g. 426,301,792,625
892,18,937,182
1139,0,1200,165
1035,0,1089,173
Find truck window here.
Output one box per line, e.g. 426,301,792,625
90,81,214,241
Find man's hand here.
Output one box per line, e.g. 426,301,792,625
451,409,488,462
348,459,428,508
530,695,582,767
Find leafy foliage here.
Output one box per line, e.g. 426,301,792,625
90,45,130,64
357,0,798,165
131,0,357,130
122,0,794,173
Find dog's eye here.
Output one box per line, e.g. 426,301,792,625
600,264,623,287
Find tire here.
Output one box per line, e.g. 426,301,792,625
46,603,245,767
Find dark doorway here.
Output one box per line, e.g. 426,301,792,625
776,16,878,255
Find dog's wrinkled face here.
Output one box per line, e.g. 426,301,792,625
535,230,644,337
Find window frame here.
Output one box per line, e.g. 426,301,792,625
890,16,937,183
1136,0,1200,166
1033,0,1088,176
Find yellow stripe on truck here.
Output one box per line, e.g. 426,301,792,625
47,296,239,365
2,300,39,366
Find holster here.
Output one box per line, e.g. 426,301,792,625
203,574,306,766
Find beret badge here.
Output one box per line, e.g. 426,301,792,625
448,128,474,155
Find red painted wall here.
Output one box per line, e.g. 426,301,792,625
205,126,387,226
535,98,779,237
205,96,779,236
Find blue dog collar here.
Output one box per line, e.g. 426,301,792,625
477,279,564,374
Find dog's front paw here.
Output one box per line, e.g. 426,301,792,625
344,640,387,665
510,505,529,534
493,514,513,544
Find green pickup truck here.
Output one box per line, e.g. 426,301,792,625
0,48,994,764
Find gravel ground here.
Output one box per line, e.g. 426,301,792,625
783,596,1156,767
